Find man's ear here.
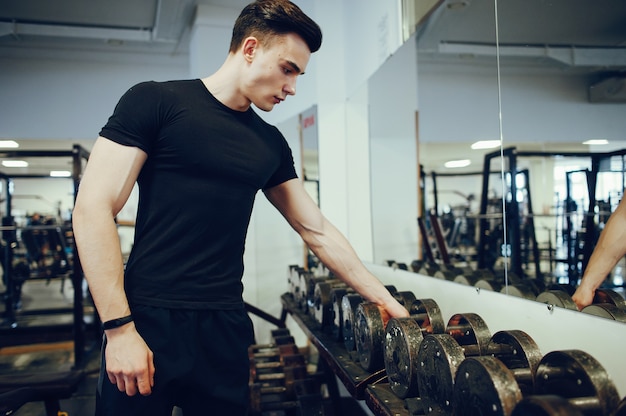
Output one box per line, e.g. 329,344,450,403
242,37,259,62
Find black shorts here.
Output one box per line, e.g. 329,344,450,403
95,304,255,416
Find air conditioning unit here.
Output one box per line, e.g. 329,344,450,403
588,76,626,103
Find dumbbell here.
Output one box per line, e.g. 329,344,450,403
250,352,307,382
354,291,418,372
249,333,297,352
453,268,496,286
330,286,354,341
287,264,305,299
311,279,348,328
536,289,579,310
341,293,364,353
581,291,626,322
250,377,325,416
613,396,626,416
386,260,408,270
416,313,492,415
432,263,477,282
511,350,620,416
383,298,445,398
474,270,529,294
298,272,323,313
451,330,543,415
474,277,505,292
500,277,544,300
547,283,576,296
339,286,398,350
249,384,294,414
416,261,441,277
294,269,315,310
249,339,300,369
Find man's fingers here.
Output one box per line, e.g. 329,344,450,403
116,378,127,394
137,376,153,396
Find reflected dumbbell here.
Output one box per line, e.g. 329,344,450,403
383,298,445,398
453,268,496,286
416,313,492,415
582,288,626,322
536,289,579,310
511,350,620,416
451,330,543,415
500,277,544,301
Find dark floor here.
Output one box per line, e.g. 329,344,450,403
0,278,371,416
0,276,100,416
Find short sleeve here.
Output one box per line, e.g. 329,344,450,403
263,133,298,190
99,81,161,154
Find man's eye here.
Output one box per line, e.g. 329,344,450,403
283,67,292,75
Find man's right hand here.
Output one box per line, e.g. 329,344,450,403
104,323,155,396
571,285,594,311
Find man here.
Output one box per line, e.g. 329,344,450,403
572,196,626,310
72,1,408,415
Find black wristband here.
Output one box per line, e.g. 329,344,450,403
102,315,134,330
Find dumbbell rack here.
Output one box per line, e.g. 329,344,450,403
280,293,409,415
280,263,626,415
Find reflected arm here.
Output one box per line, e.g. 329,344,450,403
572,197,626,310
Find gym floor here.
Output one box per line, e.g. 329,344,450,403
0,277,100,416
0,278,370,416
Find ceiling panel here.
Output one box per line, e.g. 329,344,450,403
0,0,158,29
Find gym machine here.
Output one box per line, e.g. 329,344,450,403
0,145,99,416
478,146,626,286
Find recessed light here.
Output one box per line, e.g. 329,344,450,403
50,170,71,177
2,160,28,168
0,140,19,148
445,159,471,168
471,140,501,150
583,139,609,146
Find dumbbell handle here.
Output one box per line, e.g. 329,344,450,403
460,344,481,356
255,361,283,370
569,396,601,411
258,386,287,394
258,372,286,381
259,400,300,411
509,367,533,384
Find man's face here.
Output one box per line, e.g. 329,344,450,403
243,33,311,112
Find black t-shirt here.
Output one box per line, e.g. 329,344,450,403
100,79,298,309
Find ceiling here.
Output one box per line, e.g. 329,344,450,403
0,0,625,176
0,0,251,55
1,0,624,58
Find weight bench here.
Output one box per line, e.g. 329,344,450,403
0,369,85,416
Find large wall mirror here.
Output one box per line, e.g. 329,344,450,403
366,0,626,317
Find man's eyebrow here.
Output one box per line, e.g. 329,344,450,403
286,60,305,75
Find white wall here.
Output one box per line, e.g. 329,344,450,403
368,36,420,265
0,53,188,140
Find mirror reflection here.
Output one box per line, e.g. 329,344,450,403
371,0,626,318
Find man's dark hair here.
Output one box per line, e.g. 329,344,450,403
229,0,322,53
